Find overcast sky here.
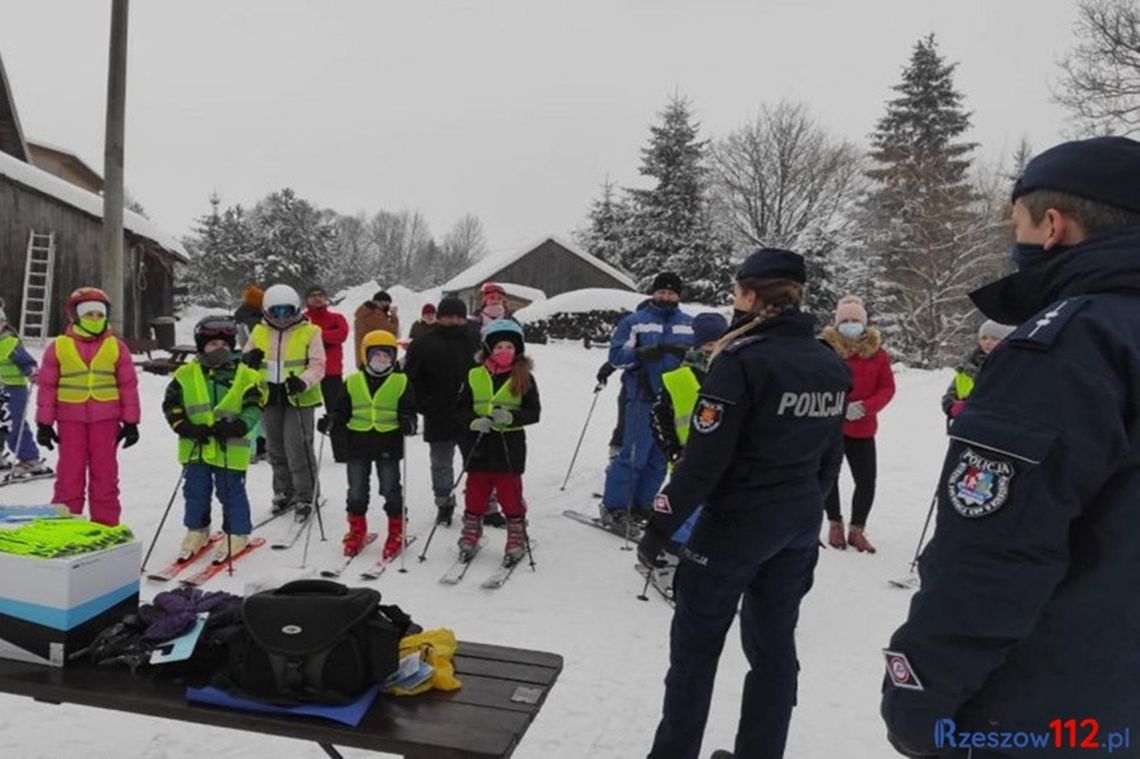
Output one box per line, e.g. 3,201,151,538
1,0,1079,255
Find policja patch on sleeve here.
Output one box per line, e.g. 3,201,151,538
947,447,1014,518
882,650,924,691
693,398,725,434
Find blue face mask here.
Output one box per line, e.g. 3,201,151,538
1011,241,1071,271
837,322,865,339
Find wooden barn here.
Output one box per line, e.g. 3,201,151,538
0,51,186,343
441,236,636,312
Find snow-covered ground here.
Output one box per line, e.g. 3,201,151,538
0,340,952,758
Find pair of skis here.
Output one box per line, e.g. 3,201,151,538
439,542,533,589
0,471,55,488
562,509,645,541
144,533,267,585
318,534,422,580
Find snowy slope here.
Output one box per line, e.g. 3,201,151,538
0,342,953,758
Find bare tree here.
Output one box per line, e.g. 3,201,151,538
369,210,433,285
440,213,487,281
1056,0,1140,135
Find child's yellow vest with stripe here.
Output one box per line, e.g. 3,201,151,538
661,365,700,447
55,335,119,403
250,323,323,407
0,335,27,387
468,366,522,431
345,372,408,432
173,361,264,470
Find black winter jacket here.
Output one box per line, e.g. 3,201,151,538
403,324,480,442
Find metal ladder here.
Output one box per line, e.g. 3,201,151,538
19,230,55,341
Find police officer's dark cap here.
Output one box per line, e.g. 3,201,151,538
735,247,806,284
1012,136,1140,214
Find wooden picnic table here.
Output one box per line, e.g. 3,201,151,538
138,343,198,376
0,641,562,758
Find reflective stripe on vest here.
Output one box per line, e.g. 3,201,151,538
55,335,120,403
954,371,975,401
0,335,27,387
468,366,522,432
661,365,700,447
346,372,408,432
173,361,263,470
251,322,323,407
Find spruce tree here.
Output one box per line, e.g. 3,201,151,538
576,178,631,269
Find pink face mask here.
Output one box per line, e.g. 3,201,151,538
486,345,515,372
483,303,506,319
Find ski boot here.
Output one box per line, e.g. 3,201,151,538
293,499,313,523
212,533,249,563
8,459,53,480
435,494,456,527
599,504,636,533
382,516,405,561
848,525,877,554
343,514,368,557
178,528,210,562
827,519,847,549
457,511,482,561
504,516,527,565
271,492,292,515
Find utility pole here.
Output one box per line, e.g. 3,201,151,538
102,0,129,334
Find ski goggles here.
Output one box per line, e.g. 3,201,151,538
197,316,238,341
266,305,298,320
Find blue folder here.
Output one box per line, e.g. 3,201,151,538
186,683,382,727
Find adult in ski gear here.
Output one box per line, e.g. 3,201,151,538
820,295,896,552
35,287,140,525
600,273,693,528
320,329,416,560
455,319,541,563
242,283,326,519
403,296,480,526
0,307,50,478
304,285,350,410
940,319,1015,419
639,249,849,759
883,136,1140,759
353,290,399,363
650,311,728,548
409,302,437,341
163,315,265,562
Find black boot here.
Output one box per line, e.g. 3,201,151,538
482,510,506,528
709,751,735,759
435,495,455,527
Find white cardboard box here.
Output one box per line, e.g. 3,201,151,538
0,540,140,666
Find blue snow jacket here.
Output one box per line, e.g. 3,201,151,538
882,226,1140,757
608,302,694,401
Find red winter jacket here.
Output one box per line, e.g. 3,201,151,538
304,306,350,377
821,326,895,438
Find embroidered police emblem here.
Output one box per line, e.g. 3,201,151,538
653,494,672,515
882,650,924,691
693,398,724,434
947,447,1013,518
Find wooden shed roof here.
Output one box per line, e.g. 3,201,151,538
0,51,29,162
440,235,636,293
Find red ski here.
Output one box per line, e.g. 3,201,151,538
179,537,267,586
144,533,225,582
359,535,418,581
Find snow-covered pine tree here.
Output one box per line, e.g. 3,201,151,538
863,34,995,368
249,188,337,292
625,96,731,303
576,178,632,269
182,193,255,306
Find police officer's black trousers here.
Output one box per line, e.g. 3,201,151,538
648,527,819,759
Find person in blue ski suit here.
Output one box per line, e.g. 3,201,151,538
0,306,47,477
600,272,693,527
882,137,1140,758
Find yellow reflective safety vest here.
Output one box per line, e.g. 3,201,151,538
0,335,27,387
345,371,408,433
468,366,522,432
173,361,264,470
661,365,700,447
251,322,323,407
55,335,120,403
954,371,975,401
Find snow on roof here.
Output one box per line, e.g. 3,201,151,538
494,282,545,303
26,139,103,182
0,149,187,261
439,235,636,293
513,287,730,323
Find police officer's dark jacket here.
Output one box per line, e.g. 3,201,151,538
883,227,1140,755
652,309,850,542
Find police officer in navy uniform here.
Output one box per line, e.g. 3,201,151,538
882,136,1140,759
639,248,850,759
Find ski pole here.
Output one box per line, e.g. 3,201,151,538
399,452,409,574
140,441,199,574
621,437,638,552
500,430,536,572
419,432,484,563
636,566,653,601
906,490,939,574
559,384,603,491
290,389,326,541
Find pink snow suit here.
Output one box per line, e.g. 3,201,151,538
36,325,140,526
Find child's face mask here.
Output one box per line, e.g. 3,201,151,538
78,314,108,335
367,352,393,375
837,322,865,339
483,303,506,319
487,344,515,371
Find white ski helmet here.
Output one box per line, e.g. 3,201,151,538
262,284,302,328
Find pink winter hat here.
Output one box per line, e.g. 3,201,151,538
834,295,868,326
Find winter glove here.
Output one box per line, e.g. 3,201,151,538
175,421,214,444
213,418,248,440
635,344,665,361
242,348,265,370
36,423,58,451
845,400,866,421
117,422,140,449
949,400,966,418
400,416,418,436
491,408,513,426
469,417,493,434
316,415,331,435
595,363,615,388
284,375,307,397
637,524,668,571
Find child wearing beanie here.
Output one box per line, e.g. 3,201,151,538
941,320,1016,419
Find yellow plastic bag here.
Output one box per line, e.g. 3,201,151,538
388,628,463,696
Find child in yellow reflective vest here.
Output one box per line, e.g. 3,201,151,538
162,316,265,562
319,330,416,560
941,319,1015,419
0,305,49,478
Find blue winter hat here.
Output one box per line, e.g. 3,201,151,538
691,312,728,346
481,318,525,354
1012,136,1140,214
736,247,806,283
